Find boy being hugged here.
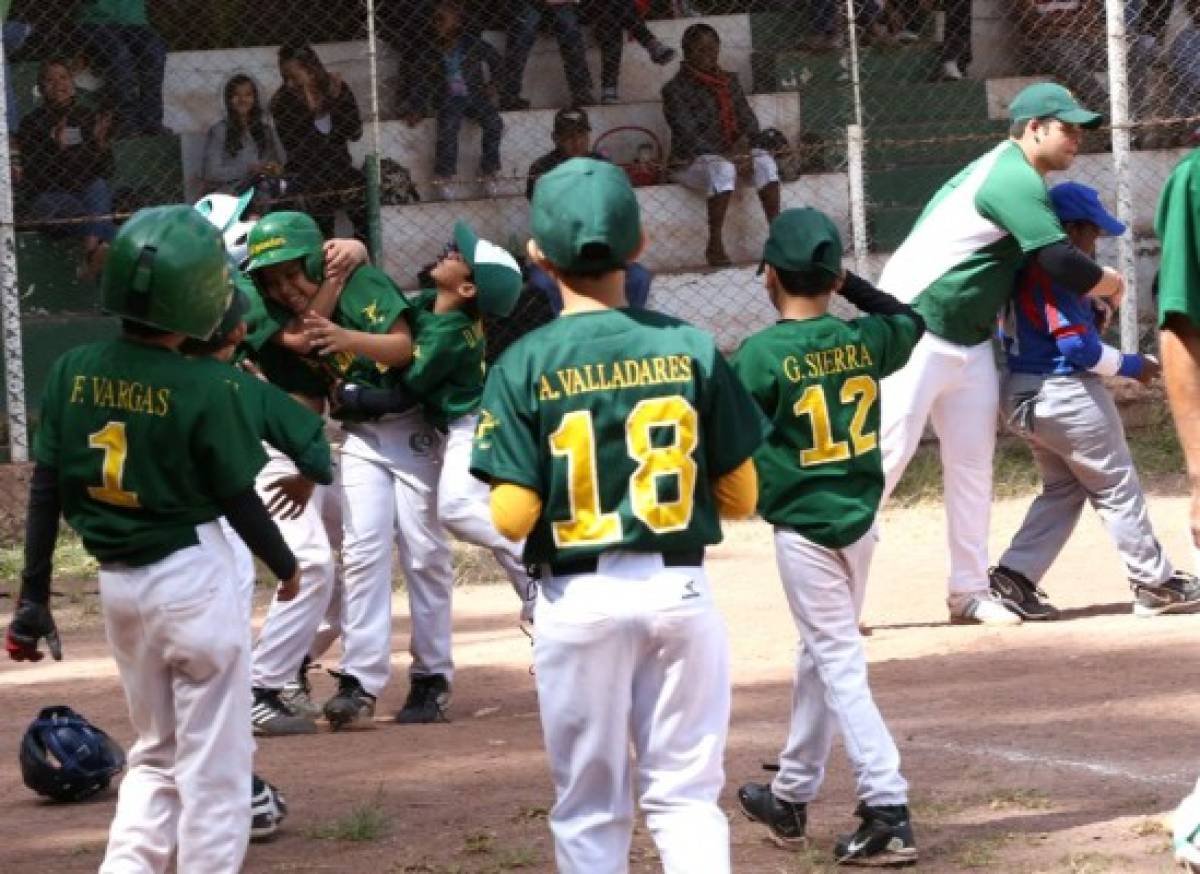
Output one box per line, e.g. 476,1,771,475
731,208,924,866
470,157,766,874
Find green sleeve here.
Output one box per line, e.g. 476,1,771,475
1156,150,1200,328
404,316,481,398
192,374,269,500
857,312,923,379
702,346,768,477
730,336,779,418
232,369,333,485
469,357,542,492
32,357,64,467
974,150,1066,253
334,266,411,334
239,276,287,353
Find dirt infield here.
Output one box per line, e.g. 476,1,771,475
3,495,1199,873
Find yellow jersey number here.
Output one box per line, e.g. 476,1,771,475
87,421,141,508
549,397,699,548
792,375,878,467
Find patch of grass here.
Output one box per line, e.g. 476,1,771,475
0,529,97,593
954,834,1014,868
304,802,391,842
1059,851,1130,873
1130,816,1168,838
512,804,549,822
910,794,970,821
463,830,496,855
494,846,541,869
986,788,1053,811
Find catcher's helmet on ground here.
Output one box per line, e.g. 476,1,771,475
244,211,325,283
101,205,233,340
20,706,126,802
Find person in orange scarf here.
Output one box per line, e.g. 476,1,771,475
662,23,781,267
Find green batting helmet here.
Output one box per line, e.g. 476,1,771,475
101,205,233,340
244,211,325,283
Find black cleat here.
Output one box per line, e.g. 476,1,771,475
737,782,807,848
1133,571,1200,617
322,671,376,730
280,655,321,719
250,774,288,841
394,673,451,724
834,802,917,867
988,565,1060,620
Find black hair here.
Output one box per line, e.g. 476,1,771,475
223,74,269,160
1010,116,1055,138
773,266,839,298
120,319,173,339
681,23,720,57
278,41,333,111
554,243,625,281
179,336,226,357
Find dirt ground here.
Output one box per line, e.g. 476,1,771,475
3,494,1200,873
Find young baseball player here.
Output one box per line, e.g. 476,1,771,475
246,211,456,730
875,82,1125,625
731,208,924,866
4,205,299,873
470,157,766,874
990,182,1200,619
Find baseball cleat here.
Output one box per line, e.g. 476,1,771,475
279,656,321,719
947,591,1022,626
252,688,318,736
1133,572,1200,617
833,802,917,867
250,774,288,841
323,670,376,730
737,782,807,848
394,673,451,724
988,565,1060,621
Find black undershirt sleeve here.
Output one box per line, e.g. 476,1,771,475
840,272,927,338
218,488,298,582
20,463,61,605
1034,241,1104,295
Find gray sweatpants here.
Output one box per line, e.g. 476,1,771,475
999,371,1172,587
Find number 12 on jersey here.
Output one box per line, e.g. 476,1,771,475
549,396,698,548
793,375,878,467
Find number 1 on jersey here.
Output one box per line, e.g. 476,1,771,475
550,411,622,547
88,421,140,508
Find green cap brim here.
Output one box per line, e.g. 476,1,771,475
454,221,480,269
245,245,310,274
1060,107,1103,129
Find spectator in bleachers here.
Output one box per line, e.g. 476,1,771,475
1015,0,1107,117
662,22,780,268
271,41,367,241
498,0,594,111
401,0,504,201
200,74,286,196
924,0,973,81
525,106,603,199
75,0,168,137
16,59,116,280
586,0,675,105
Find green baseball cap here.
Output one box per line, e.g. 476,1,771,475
759,208,843,278
530,157,641,273
1008,81,1102,129
453,221,523,317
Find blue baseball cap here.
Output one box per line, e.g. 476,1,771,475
1049,182,1126,236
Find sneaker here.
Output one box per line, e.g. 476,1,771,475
250,774,288,841
1133,571,1200,617
988,566,1060,621
648,40,676,65
947,591,1022,626
834,802,917,866
394,673,451,724
601,87,620,105
252,688,318,736
737,782,807,848
323,670,376,730
279,656,321,719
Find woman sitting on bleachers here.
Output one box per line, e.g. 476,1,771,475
15,58,116,281
200,73,286,195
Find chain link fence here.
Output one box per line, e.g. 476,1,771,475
0,0,1192,460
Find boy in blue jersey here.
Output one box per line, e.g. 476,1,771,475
990,182,1200,620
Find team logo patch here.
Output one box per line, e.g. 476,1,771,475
361,301,385,326
248,236,286,257
474,410,499,448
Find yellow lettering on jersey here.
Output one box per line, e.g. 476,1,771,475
608,361,626,390
116,380,134,411
155,388,171,417
70,375,86,404
652,358,669,383
783,356,804,382
538,374,561,401
96,378,115,408
623,360,643,386
805,352,821,378
859,344,873,367
638,359,654,384
800,344,874,381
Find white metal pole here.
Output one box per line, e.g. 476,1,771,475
365,0,383,162
847,124,869,276
843,0,864,129
1105,0,1138,353
0,35,29,462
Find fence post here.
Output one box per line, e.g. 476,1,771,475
847,124,869,276
1105,0,1138,353
365,0,385,263
0,35,29,462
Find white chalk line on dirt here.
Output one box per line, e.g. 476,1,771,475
909,738,1195,789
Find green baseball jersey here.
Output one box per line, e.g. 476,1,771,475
223,365,333,484
879,140,1065,346
732,312,922,549
470,309,766,565
403,290,485,429
34,339,267,566
239,277,334,400
1155,148,1200,328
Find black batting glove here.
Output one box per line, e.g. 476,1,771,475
5,599,62,662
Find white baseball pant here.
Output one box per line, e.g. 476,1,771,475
99,522,252,874
250,446,342,690
221,517,256,620
673,149,779,196
880,333,999,596
535,552,731,874
338,410,455,696
440,414,534,613
770,527,908,807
